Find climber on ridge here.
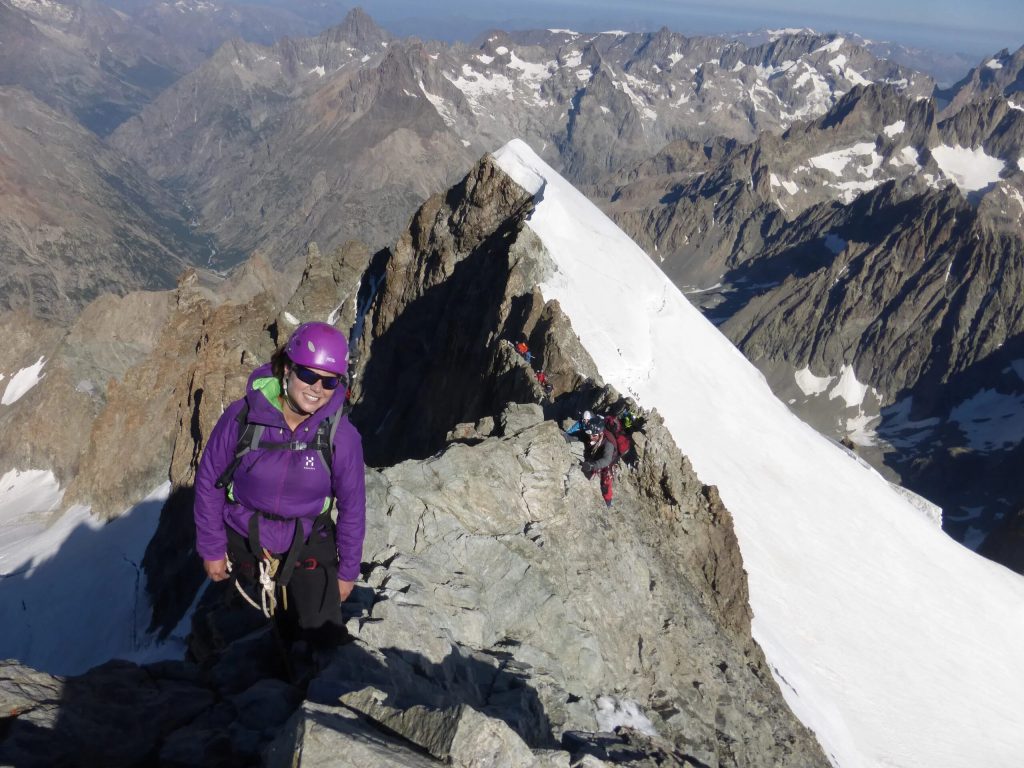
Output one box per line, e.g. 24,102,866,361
193,321,366,648
579,415,620,507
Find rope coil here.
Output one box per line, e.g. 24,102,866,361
227,552,287,618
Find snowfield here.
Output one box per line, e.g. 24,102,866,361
495,138,1024,768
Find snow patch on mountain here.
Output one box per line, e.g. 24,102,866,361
807,142,880,176
795,366,833,395
421,82,458,126
889,145,921,168
562,50,583,68
595,696,659,737
1,356,46,405
768,28,816,40
493,138,1024,768
878,397,941,449
10,0,74,22
506,51,555,87
931,145,1005,192
883,120,906,137
823,233,847,254
770,173,799,195
950,389,1024,451
814,37,845,54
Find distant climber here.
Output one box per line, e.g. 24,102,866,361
615,398,644,433
579,415,620,507
514,339,533,364
193,321,366,649
535,369,554,400
580,417,619,507
564,410,597,437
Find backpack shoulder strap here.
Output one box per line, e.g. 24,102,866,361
214,402,265,490
309,401,352,471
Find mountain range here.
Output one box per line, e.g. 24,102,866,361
1,140,1022,768
2,3,1024,759
599,74,1024,558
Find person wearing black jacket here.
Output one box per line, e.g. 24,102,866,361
580,416,619,507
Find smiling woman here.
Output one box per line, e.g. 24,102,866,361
193,321,365,651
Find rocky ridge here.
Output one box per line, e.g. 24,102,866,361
939,45,1024,118
0,153,828,766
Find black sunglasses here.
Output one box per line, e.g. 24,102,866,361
291,364,344,390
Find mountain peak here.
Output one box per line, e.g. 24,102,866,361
328,6,389,50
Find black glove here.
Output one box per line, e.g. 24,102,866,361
581,461,595,474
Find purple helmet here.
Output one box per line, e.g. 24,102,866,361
284,322,348,375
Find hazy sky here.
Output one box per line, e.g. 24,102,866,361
337,0,1024,54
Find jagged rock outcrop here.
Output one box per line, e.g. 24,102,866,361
349,153,547,465
275,241,371,345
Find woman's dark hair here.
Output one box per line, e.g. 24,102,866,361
270,347,290,382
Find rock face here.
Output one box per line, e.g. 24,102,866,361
0,152,828,766
349,153,548,465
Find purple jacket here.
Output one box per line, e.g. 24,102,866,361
194,363,366,582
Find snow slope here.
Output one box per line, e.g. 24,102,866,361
0,475,187,675
494,138,1024,768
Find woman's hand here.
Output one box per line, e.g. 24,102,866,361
338,579,355,602
204,558,229,582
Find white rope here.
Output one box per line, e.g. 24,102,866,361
227,555,280,618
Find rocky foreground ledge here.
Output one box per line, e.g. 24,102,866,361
0,402,826,767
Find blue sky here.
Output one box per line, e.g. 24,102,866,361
339,0,1024,54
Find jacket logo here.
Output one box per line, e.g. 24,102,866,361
304,456,316,469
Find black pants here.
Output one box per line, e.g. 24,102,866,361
226,514,343,634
